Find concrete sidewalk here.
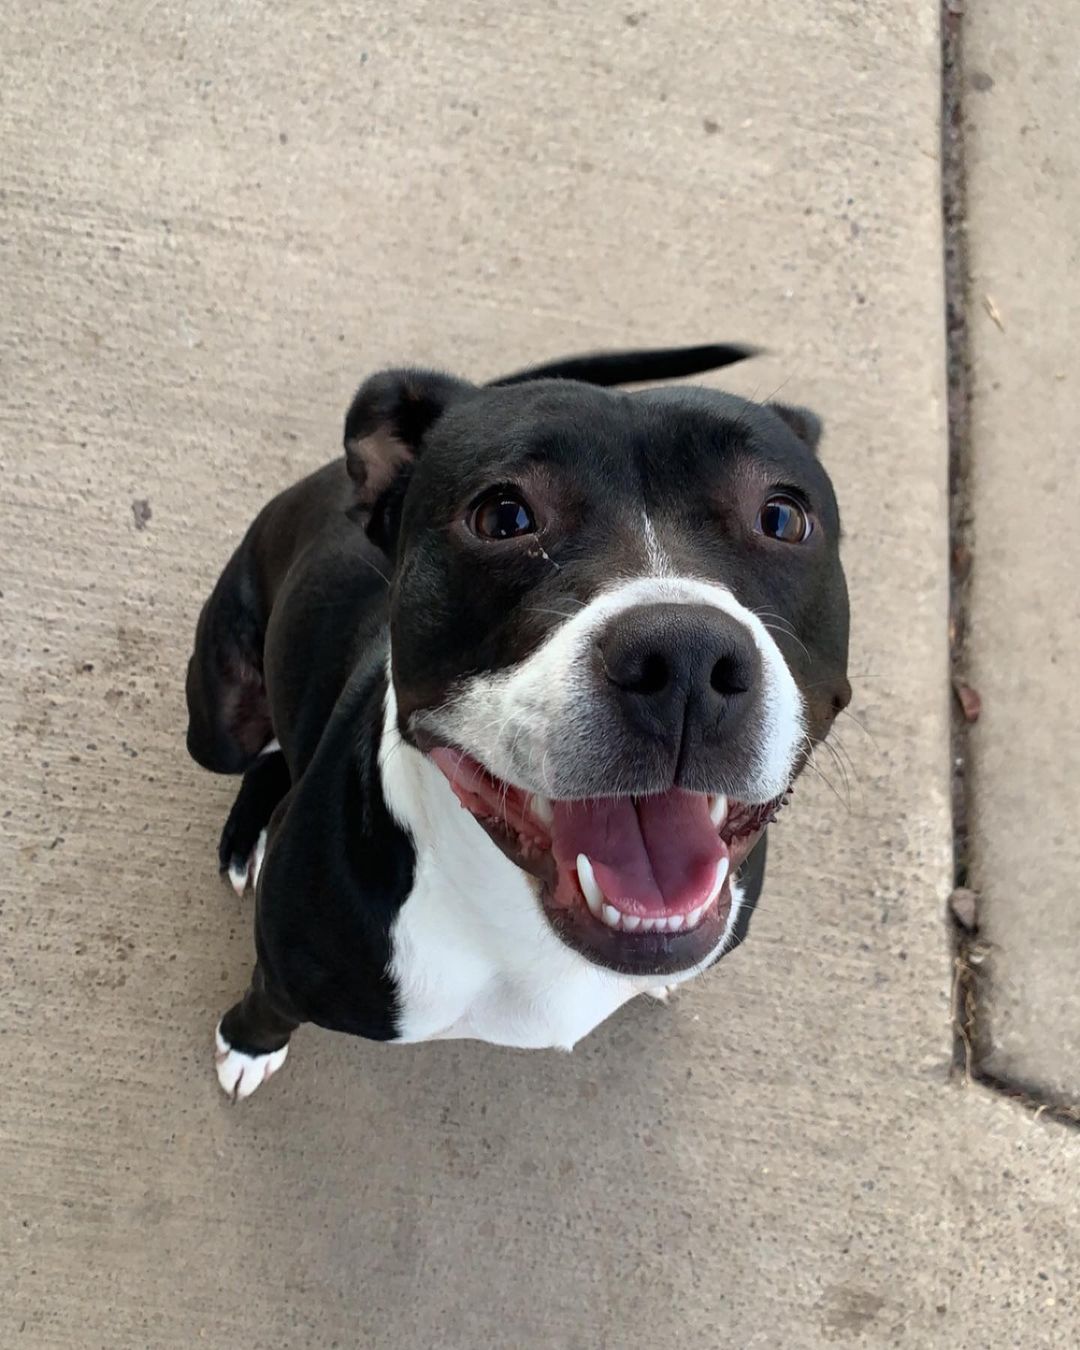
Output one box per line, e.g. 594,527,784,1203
962,3,1080,1106
1,3,1076,1347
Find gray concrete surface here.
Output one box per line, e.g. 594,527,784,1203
1,3,1077,1348
963,6,1080,1102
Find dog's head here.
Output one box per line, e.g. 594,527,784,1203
344,359,850,978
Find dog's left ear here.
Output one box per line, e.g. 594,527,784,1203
768,402,823,453
343,368,474,506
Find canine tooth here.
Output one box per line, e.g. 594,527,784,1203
601,903,621,930
667,914,685,932
577,854,604,918
709,794,729,828
621,914,642,932
713,857,730,897
530,794,554,826
686,904,705,929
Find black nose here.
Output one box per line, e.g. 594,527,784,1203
597,603,760,743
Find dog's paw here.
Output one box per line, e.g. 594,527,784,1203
214,1022,288,1101
224,828,267,898
217,746,289,896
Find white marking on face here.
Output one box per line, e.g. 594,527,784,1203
641,511,673,576
413,574,804,802
377,683,753,1049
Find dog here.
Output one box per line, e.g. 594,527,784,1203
185,343,850,1100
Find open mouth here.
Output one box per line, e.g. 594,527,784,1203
426,745,786,976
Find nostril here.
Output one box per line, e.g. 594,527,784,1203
636,652,670,696
711,653,752,697
599,629,673,695
604,648,670,695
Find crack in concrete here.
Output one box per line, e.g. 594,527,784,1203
940,0,1080,1131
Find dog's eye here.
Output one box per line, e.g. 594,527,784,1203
470,491,537,541
757,495,811,543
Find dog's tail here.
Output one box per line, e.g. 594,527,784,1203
487,342,759,389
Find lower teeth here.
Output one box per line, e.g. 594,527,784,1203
576,855,730,933
596,903,712,933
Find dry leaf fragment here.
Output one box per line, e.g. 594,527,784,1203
953,680,982,722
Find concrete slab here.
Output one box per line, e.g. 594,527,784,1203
2,4,1077,1348
963,5,1080,1102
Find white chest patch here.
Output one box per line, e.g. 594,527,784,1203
383,741,642,1049
379,691,742,1050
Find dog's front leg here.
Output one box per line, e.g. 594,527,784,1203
215,964,300,1102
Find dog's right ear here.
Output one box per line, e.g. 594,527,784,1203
768,402,823,453
343,368,474,507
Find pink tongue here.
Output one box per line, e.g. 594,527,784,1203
550,790,727,917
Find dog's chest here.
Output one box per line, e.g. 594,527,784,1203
387,839,641,1051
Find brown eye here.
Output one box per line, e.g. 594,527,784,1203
757,495,811,543
470,490,537,541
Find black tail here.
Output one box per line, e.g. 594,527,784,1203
488,342,759,389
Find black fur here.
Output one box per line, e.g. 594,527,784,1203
218,749,290,878
187,342,847,1056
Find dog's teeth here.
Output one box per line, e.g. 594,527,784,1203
667,914,685,932
712,857,730,898
709,794,729,828
686,903,705,929
601,903,621,930
530,794,554,827
640,918,658,933
577,854,604,918
621,913,641,932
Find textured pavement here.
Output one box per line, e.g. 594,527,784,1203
2,3,1078,1347
963,1,1080,1104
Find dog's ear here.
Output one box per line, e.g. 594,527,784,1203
343,368,473,505
768,402,823,453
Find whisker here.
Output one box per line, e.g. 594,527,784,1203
815,738,859,806
800,736,851,813
760,373,794,406
760,621,811,662
821,736,863,789
521,606,584,622
836,706,876,743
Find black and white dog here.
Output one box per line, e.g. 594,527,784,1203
186,344,850,1100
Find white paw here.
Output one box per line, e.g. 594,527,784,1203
226,828,268,897
214,1022,288,1101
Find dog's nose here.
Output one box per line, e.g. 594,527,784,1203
597,603,760,743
